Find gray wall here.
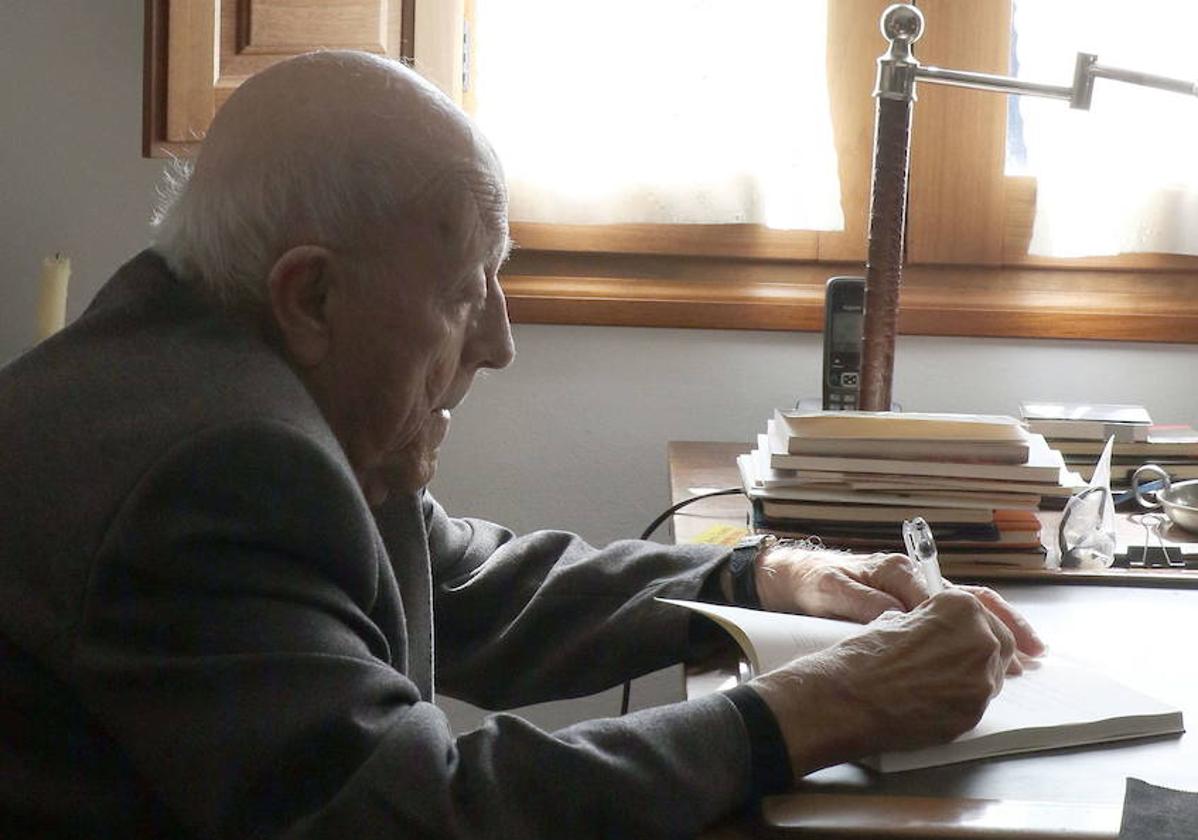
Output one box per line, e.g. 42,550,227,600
5,1,1198,731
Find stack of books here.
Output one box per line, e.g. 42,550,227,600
1020,402,1198,494
739,411,1086,569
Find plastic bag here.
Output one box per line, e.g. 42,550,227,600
1053,436,1116,569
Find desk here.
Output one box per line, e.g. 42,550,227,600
675,442,1198,839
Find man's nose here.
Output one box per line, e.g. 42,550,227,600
471,277,515,371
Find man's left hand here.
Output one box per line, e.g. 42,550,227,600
756,546,925,622
754,544,1046,659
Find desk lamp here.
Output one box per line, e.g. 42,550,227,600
858,3,1198,411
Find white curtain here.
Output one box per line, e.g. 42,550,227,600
1014,0,1198,257
471,0,843,230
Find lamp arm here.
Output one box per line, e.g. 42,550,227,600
1088,62,1198,99
915,55,1198,111
914,65,1073,102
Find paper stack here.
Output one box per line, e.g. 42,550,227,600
1019,402,1198,496
740,410,1087,569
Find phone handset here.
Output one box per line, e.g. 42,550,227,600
822,276,865,411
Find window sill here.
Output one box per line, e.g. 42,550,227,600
502,257,1198,343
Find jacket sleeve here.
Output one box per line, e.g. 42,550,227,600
421,494,733,709
68,418,753,840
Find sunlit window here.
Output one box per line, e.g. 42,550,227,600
1009,0,1198,257
471,0,843,231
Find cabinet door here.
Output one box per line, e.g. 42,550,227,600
144,0,408,157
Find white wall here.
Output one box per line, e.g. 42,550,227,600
0,2,165,349
5,1,1198,731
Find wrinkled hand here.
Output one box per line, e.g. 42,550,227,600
754,546,1045,663
756,546,925,621
750,589,1016,779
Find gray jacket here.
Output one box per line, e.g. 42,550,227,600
0,251,753,838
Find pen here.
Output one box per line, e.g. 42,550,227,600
902,516,943,596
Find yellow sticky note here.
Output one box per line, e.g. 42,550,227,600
691,524,751,547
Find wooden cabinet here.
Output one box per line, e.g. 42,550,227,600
143,0,412,157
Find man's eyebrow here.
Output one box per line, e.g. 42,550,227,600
485,235,513,267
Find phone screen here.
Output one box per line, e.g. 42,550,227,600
832,311,862,349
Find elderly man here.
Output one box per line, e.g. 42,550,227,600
0,52,1041,838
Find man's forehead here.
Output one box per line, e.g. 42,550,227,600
431,177,509,259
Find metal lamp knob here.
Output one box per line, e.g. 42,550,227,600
881,4,924,43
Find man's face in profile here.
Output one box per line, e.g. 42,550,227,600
325,181,515,506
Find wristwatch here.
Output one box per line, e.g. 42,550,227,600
728,534,776,609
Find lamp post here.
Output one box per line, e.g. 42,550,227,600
857,3,1198,412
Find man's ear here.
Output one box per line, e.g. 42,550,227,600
266,245,336,368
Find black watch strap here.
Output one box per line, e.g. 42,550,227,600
729,534,774,609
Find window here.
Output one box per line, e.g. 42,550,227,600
144,0,1198,341
1010,0,1198,259
472,1,843,232
463,0,1198,341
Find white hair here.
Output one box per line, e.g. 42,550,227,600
149,51,481,313
150,137,421,312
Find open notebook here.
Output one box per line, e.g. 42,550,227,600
661,599,1183,773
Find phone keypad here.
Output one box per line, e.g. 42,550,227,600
828,392,858,410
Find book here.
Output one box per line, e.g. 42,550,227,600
745,438,1086,496
660,599,1183,773
754,505,1038,535
754,471,1083,498
1052,439,1198,458
758,499,997,525
767,425,1068,483
1020,402,1152,425
935,547,1048,568
776,410,1027,442
1148,425,1198,445
1020,402,1153,442
770,411,1031,462
750,517,1004,545
755,523,1045,559
739,455,1042,511
844,476,1084,498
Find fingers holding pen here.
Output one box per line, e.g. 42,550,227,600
859,551,930,611
913,589,1015,698
955,583,1047,657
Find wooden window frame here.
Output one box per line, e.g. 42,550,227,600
144,0,1198,342
494,0,1198,342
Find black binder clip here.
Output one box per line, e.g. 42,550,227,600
1124,513,1188,569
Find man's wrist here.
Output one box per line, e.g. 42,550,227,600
722,683,794,798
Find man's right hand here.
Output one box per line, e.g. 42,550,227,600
748,588,1017,780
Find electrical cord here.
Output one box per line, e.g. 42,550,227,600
620,487,745,715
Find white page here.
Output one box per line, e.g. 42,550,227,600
658,599,857,674
659,599,1183,772
875,656,1184,772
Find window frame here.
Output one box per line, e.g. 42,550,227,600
142,0,1198,343
483,0,1198,342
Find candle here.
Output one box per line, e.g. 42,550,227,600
37,254,71,341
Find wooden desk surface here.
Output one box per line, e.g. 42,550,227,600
674,442,1198,839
